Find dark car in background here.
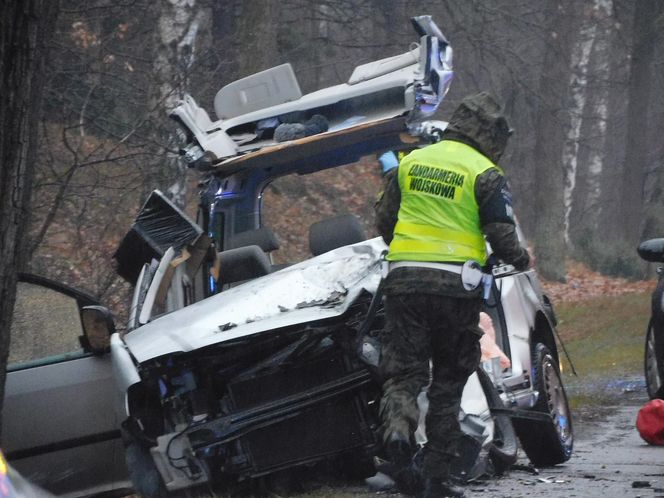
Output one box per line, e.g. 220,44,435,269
638,238,664,399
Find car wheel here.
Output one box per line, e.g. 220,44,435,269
476,368,518,474
125,439,207,498
513,343,573,467
645,320,664,399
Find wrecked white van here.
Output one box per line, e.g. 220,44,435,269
111,16,573,497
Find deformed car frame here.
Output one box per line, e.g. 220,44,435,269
111,15,573,497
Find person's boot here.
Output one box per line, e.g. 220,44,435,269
385,432,421,494
385,432,413,468
421,477,465,498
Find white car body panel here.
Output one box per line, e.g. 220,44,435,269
110,333,140,406
139,246,176,324
124,238,385,363
497,278,531,377
3,356,130,497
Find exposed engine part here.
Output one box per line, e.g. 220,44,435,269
128,299,381,487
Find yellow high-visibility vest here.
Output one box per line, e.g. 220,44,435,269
387,140,501,265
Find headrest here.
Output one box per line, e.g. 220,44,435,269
228,227,280,253
309,214,366,256
217,245,271,285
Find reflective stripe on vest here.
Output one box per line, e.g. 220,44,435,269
387,140,499,265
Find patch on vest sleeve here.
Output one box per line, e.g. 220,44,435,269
480,178,516,225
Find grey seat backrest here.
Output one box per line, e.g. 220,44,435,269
228,227,280,253
309,214,367,256
218,245,271,286
214,63,303,120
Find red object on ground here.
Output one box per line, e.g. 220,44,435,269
636,399,664,445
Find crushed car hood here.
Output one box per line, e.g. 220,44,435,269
123,238,386,363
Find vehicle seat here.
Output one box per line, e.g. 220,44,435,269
309,214,366,256
227,226,288,272
217,245,271,288
348,46,420,85
228,227,280,253
214,63,303,120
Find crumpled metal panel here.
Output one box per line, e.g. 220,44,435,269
123,238,386,364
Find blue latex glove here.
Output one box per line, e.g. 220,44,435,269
378,151,399,175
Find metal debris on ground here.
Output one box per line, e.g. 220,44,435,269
510,463,540,475
537,476,567,484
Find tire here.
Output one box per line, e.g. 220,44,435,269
336,449,377,480
125,439,209,498
125,440,171,498
476,369,518,474
645,319,664,399
513,343,573,467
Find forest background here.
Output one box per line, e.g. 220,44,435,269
8,0,664,327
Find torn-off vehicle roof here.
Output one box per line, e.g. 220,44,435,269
169,15,453,179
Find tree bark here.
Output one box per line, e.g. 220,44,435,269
151,0,212,207
234,0,279,79
0,0,58,436
567,0,614,245
618,0,661,244
596,0,632,240
532,0,579,282
562,0,604,246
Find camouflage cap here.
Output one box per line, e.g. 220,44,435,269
445,92,512,164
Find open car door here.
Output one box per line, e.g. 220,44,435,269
2,275,131,497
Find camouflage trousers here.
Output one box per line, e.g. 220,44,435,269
379,293,482,479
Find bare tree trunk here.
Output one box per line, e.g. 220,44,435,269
234,0,279,79
567,0,614,245
583,2,612,228
151,0,212,208
640,6,664,240
532,0,578,282
597,0,632,240
562,0,604,246
0,0,58,436
619,0,661,244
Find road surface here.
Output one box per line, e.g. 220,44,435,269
463,383,664,498
237,379,664,497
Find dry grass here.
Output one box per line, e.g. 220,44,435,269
541,260,656,304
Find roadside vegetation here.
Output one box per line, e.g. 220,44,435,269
545,263,655,417
558,291,650,378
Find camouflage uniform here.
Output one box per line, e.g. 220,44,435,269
375,93,529,483
379,291,482,479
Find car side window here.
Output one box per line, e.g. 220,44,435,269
9,282,84,365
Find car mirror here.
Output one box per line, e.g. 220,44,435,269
637,238,664,263
80,306,115,354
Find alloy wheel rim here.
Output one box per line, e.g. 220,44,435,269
543,354,571,443
646,325,662,395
